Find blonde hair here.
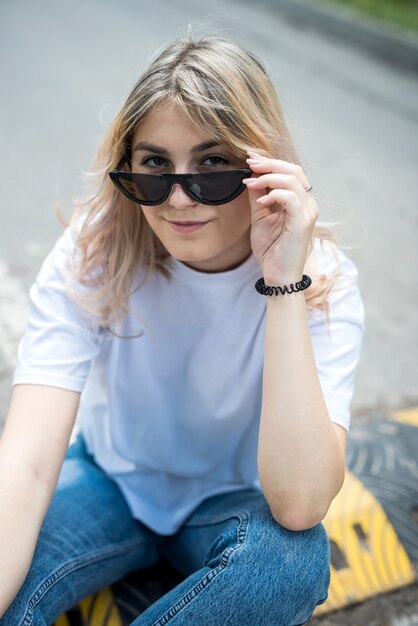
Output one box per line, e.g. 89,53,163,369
68,35,339,327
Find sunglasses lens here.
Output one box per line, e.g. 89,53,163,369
110,169,249,205
188,171,245,202
116,172,167,204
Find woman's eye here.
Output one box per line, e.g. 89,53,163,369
141,156,168,168
202,155,229,166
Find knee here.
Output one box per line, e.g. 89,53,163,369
236,514,330,612
200,509,330,624
281,523,331,624
278,524,330,604
273,517,330,571
267,517,330,591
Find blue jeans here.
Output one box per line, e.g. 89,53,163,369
1,433,330,626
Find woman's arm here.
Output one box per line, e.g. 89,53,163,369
0,384,80,617
243,152,357,532
257,294,345,532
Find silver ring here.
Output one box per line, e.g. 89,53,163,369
304,184,313,192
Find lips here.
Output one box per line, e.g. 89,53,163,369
167,220,209,225
167,220,209,233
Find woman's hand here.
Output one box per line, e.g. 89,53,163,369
243,150,319,286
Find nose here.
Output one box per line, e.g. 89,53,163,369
168,182,198,209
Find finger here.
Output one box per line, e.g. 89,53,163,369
246,151,297,172
247,180,266,200
245,179,271,219
243,173,306,197
257,188,300,209
256,189,318,222
256,187,319,222
246,157,310,188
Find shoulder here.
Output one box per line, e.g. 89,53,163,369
36,213,93,287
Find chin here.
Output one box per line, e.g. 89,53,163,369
166,242,216,263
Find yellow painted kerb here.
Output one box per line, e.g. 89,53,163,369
391,407,418,427
314,469,416,615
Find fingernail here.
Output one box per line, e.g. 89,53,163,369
246,158,261,164
242,178,255,184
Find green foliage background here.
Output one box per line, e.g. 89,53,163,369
319,0,418,34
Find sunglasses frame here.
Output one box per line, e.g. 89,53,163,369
109,162,253,206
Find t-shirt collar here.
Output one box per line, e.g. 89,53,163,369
167,252,260,287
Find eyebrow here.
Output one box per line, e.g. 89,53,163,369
133,140,221,155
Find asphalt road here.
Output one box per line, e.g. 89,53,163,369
1,0,417,623
1,0,418,420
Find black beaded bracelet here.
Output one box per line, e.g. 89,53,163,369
255,275,312,296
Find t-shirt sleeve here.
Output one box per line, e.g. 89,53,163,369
12,225,101,392
308,240,365,433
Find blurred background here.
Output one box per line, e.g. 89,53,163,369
0,0,417,623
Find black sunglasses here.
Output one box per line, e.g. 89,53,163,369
108,163,252,206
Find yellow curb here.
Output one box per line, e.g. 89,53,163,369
391,406,418,427
55,588,123,626
314,470,416,616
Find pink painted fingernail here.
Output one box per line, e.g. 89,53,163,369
242,178,256,184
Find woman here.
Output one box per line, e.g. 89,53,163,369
0,35,364,625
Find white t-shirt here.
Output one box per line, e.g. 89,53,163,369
13,226,365,535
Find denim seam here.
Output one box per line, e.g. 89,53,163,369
20,534,149,626
183,510,250,527
152,510,250,626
